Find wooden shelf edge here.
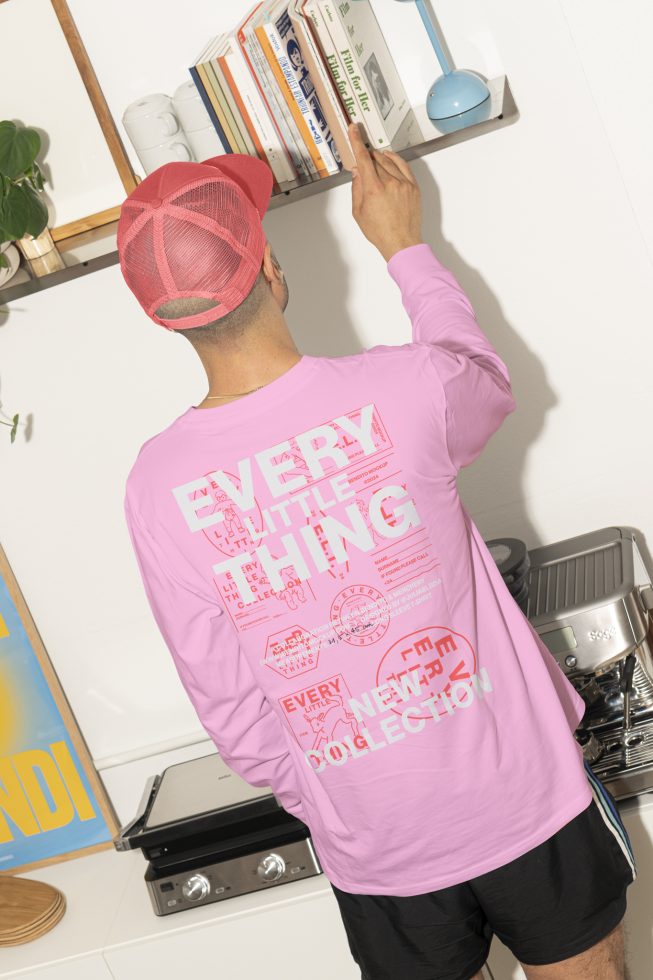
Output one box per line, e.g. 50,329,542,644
0,75,518,309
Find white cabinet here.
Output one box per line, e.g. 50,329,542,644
105,887,359,980
1,956,114,980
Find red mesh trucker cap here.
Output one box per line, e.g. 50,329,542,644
116,154,274,330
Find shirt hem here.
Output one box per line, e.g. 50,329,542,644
317,783,593,897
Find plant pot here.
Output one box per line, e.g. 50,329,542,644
27,247,66,277
16,226,56,260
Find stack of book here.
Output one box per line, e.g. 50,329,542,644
188,0,421,191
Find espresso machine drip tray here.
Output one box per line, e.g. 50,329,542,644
526,526,653,800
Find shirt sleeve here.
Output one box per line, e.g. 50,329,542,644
387,243,517,472
123,492,307,822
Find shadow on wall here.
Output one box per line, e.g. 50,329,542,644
260,157,558,551
417,160,558,549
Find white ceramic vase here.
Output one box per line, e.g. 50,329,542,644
0,240,21,287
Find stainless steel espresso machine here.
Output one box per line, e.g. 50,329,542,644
526,526,653,800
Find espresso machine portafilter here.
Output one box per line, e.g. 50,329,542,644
526,526,653,800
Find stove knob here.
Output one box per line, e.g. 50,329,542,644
257,852,286,882
182,874,210,901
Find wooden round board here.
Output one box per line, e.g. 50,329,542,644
0,876,66,945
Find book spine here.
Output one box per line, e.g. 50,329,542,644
251,18,316,179
218,50,264,159
236,3,299,180
272,8,341,174
288,1,355,170
303,0,363,131
195,62,239,151
222,41,296,185
244,22,313,181
188,65,233,151
258,19,330,178
211,52,258,157
318,0,390,146
204,60,248,154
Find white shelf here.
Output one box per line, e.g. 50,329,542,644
0,75,517,308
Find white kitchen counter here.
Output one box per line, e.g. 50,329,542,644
1,792,651,980
0,845,356,980
0,847,139,978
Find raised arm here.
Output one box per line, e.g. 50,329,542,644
349,122,516,471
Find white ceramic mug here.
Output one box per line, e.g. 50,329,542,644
123,94,180,150
172,80,214,134
184,125,226,161
136,133,194,174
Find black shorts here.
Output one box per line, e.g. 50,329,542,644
330,760,637,980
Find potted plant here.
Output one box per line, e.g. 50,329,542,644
0,120,50,274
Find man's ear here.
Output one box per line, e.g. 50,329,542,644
261,241,284,284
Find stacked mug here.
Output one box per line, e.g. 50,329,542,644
172,80,227,161
122,94,193,174
122,86,226,176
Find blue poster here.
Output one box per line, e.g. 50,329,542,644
0,567,116,872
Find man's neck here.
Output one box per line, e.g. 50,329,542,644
193,318,302,410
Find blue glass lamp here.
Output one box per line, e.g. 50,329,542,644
391,0,492,133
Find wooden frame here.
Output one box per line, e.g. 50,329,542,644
0,542,120,875
0,0,139,241
48,0,140,240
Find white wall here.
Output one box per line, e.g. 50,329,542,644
1,0,652,827
0,0,126,226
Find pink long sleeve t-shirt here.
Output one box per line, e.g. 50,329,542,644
124,243,592,896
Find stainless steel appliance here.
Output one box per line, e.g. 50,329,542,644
526,525,653,800
113,753,321,916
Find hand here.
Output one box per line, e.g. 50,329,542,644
349,122,424,263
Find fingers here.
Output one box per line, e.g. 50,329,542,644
370,148,406,182
351,165,363,214
382,148,417,185
348,123,380,187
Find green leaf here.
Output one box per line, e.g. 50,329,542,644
10,413,19,443
27,162,46,193
0,121,41,179
22,183,48,236
0,181,47,239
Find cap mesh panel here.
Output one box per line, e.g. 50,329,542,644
123,219,166,309
119,172,264,323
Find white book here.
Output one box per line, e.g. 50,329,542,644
222,32,296,184
214,37,259,157
265,5,340,175
333,0,413,143
318,0,397,146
